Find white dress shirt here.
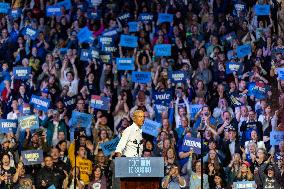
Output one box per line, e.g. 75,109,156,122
115,123,143,157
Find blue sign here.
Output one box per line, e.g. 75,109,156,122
233,181,256,189
170,71,188,83
102,28,118,36
46,5,62,17
89,48,100,59
221,32,237,44
138,13,153,22
132,71,151,83
152,91,172,105
77,26,93,43
99,36,114,46
56,0,72,10
0,3,10,14
47,185,56,189
21,150,43,165
278,68,284,80
115,157,164,178
158,13,173,24
13,67,31,80
118,13,131,22
254,5,270,16
18,115,39,131
100,137,120,156
22,27,38,40
102,46,117,53
128,22,139,32
119,35,138,48
91,95,110,110
237,44,251,58
142,119,161,137
226,62,243,74
0,119,17,133
116,58,135,70
154,44,171,57
99,53,112,64
182,136,201,154
9,8,22,18
247,82,268,99
60,48,68,55
270,131,284,145
69,111,93,128
189,104,202,120
80,49,90,61
19,103,31,115
30,95,50,112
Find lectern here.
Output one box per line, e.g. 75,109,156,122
115,157,164,189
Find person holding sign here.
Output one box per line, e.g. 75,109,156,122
115,110,145,157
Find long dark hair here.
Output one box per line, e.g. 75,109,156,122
92,165,103,181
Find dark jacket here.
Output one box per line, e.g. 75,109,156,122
255,163,283,189
35,166,65,189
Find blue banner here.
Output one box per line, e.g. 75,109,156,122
142,119,161,137
154,44,171,57
254,5,270,16
247,82,268,99
47,185,56,189
30,95,50,112
116,58,135,70
158,13,173,24
46,5,62,17
99,36,114,46
21,150,43,165
237,44,251,58
100,137,120,156
170,71,188,83
102,28,118,37
128,22,139,32
22,27,38,40
13,67,31,80
278,68,284,80
89,48,100,59
56,0,71,10
132,71,151,83
18,115,39,131
0,119,17,133
9,8,22,18
69,111,93,128
0,3,10,14
77,26,93,43
270,131,284,145
233,3,246,16
225,62,243,74
152,91,172,105
119,35,138,48
138,13,153,22
182,136,201,154
189,104,202,120
233,181,256,189
91,95,110,110
80,49,90,61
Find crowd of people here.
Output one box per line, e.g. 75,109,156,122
0,0,284,188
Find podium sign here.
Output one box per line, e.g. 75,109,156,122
115,157,164,178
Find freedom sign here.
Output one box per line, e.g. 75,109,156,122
132,71,151,83
18,115,39,131
254,5,270,16
154,44,171,57
0,3,10,14
21,150,43,165
225,62,243,74
233,181,256,189
100,137,120,156
170,71,188,83
158,13,173,24
237,44,251,58
277,68,284,80
116,58,135,70
142,119,161,137
46,5,62,17
119,35,138,48
30,95,50,112
270,131,284,145
13,67,31,80
0,119,17,133
69,111,93,128
22,27,38,40
91,95,110,110
182,136,201,154
152,91,172,105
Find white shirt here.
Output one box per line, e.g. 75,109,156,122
7,111,18,120
115,123,143,157
60,78,79,96
52,121,59,146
